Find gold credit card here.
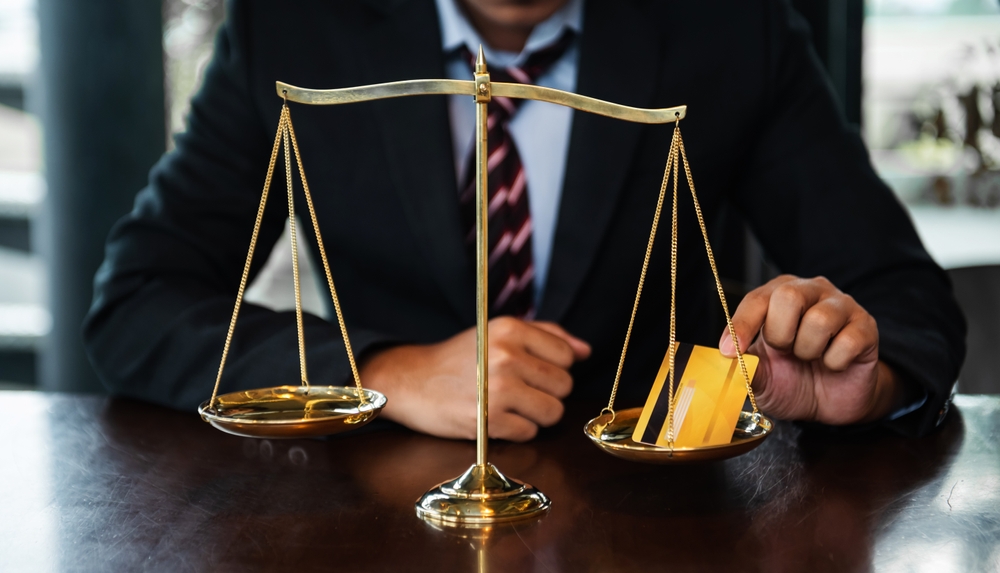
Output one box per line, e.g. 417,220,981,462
632,342,759,448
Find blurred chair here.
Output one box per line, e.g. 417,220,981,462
948,265,1000,394
37,0,165,392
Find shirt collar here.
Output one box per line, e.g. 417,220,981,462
436,0,583,67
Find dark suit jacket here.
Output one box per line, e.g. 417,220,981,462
84,0,966,436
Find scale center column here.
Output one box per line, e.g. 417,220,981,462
474,47,489,469
414,47,551,527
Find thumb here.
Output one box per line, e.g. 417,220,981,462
720,284,778,357
719,328,741,358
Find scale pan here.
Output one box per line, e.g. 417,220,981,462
198,385,386,439
584,407,772,464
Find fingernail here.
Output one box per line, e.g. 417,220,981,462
719,331,736,357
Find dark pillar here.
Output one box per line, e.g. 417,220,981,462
791,0,865,126
35,2,165,392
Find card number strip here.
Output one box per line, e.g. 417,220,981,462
641,343,694,444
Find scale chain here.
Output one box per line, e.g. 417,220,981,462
604,119,759,440
208,103,370,409
605,120,678,418
676,134,759,419
283,106,310,388
665,126,680,447
209,111,286,409
285,109,367,402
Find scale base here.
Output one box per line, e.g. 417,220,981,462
415,463,550,527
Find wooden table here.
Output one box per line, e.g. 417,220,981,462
1,392,997,572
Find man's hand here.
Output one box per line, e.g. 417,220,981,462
361,317,591,442
721,275,903,425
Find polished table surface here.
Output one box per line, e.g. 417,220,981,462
0,391,998,573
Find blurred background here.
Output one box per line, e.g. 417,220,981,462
0,0,997,394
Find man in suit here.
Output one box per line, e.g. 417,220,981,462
84,0,965,440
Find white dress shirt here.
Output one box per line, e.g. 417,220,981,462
435,0,583,305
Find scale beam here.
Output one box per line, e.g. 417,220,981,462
276,80,687,124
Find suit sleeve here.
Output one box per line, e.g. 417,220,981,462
729,0,966,436
83,1,390,412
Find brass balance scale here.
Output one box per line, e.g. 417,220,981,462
197,47,772,527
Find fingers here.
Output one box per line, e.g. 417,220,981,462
490,325,573,399
369,318,584,442
501,380,565,428
761,277,835,351
822,314,878,371
483,318,582,442
530,321,592,360
723,275,796,357
492,317,574,368
489,376,566,442
791,296,851,360
716,275,884,425
491,317,590,371
763,279,877,368
721,274,879,370
489,411,539,442
510,351,574,399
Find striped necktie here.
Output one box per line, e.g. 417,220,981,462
459,31,575,318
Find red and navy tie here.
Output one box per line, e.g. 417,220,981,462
459,31,575,319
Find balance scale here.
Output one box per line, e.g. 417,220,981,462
197,47,772,527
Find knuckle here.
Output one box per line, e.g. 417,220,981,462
490,346,515,368
807,307,838,332
867,315,880,338
773,283,803,305
492,316,519,337
811,275,833,289
740,289,767,310
829,295,852,314
537,321,563,335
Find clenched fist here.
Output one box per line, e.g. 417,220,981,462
721,275,905,425
361,317,591,441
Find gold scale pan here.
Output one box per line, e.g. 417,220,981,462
198,47,771,527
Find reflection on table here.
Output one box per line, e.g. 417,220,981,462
0,392,997,572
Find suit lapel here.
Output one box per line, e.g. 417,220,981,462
358,0,475,324
538,0,662,321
